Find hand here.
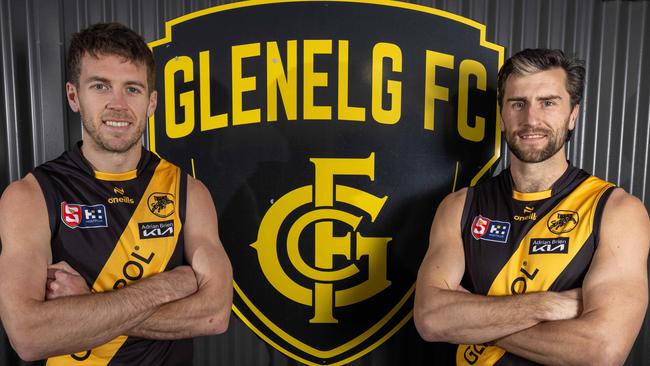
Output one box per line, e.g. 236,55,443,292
46,261,90,300
545,288,583,321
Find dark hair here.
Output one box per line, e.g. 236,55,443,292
67,22,155,92
497,49,585,110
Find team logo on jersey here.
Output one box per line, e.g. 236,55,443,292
547,210,579,234
529,238,569,254
60,202,108,229
471,215,511,243
148,193,175,218
139,220,174,239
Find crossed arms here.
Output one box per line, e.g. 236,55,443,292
0,174,233,361
414,188,649,366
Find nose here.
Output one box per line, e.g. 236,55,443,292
107,89,128,110
524,104,542,126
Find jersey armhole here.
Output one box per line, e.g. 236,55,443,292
179,172,188,225
31,168,59,235
459,187,474,234
593,186,616,249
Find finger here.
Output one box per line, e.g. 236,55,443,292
49,281,59,291
48,261,80,275
47,268,59,279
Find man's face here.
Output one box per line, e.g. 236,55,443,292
66,53,157,154
500,68,579,163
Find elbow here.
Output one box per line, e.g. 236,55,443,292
209,311,230,335
586,341,629,366
204,303,231,335
7,327,47,361
413,306,446,342
200,291,232,336
198,312,229,336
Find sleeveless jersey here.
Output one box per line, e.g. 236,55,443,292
32,142,192,366
456,165,615,366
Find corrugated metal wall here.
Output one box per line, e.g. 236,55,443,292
0,0,648,365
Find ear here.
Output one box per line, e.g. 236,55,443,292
147,90,158,118
66,82,80,112
568,103,580,131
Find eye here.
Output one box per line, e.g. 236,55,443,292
91,83,108,91
512,101,525,111
126,86,143,94
543,100,556,107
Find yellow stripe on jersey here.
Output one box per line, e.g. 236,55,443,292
457,176,614,366
47,160,183,365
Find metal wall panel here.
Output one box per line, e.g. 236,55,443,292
0,0,648,365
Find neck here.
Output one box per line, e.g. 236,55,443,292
509,151,568,193
80,141,142,174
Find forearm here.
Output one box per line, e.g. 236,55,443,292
127,254,233,340
127,280,232,339
496,311,637,366
415,287,572,344
5,267,196,360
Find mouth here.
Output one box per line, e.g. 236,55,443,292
102,119,133,130
104,120,131,127
517,130,548,141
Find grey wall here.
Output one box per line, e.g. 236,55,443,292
0,0,648,365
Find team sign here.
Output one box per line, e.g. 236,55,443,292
150,1,503,364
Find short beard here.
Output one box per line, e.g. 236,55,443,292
506,122,570,163
80,112,144,154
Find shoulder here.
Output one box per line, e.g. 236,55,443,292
0,174,50,253
186,175,211,197
431,188,469,232
602,188,648,220
598,188,650,249
437,188,469,215
185,175,217,216
0,174,45,211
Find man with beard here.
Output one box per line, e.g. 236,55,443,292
0,23,233,364
414,49,649,365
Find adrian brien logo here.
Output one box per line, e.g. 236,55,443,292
251,153,391,324
148,193,175,218
61,202,108,229
547,210,579,234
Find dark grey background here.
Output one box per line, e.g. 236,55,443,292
0,0,648,365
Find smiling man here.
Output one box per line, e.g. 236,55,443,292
0,23,232,365
414,49,649,365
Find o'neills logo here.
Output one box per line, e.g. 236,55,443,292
150,1,503,364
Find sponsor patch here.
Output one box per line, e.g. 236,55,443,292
529,238,569,254
138,220,174,239
547,210,579,234
61,202,108,229
471,215,511,243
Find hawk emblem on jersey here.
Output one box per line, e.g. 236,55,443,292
471,215,511,243
60,202,108,229
547,210,579,234
148,193,175,218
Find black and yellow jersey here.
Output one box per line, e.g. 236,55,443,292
32,142,192,366
456,164,615,366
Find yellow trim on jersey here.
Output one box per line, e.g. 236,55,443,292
47,160,183,366
457,176,614,366
94,169,138,181
512,189,552,201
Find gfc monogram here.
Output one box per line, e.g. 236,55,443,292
251,153,392,323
